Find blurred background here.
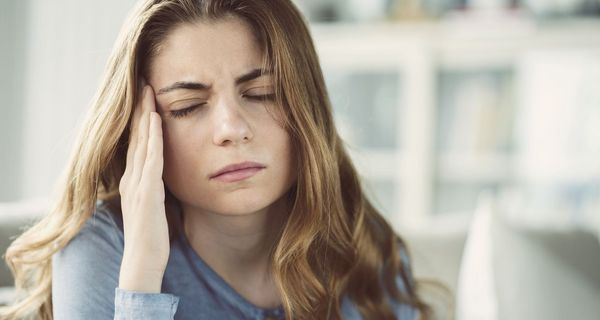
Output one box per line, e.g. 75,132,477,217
1,0,599,319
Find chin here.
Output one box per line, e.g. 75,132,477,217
208,203,271,217
208,186,294,216
204,192,279,216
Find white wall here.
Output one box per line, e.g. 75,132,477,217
0,0,28,201
0,0,136,201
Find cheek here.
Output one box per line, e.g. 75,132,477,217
263,103,287,129
162,123,203,177
162,124,180,166
161,123,214,204
263,124,295,176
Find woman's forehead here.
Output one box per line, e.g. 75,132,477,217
148,17,265,85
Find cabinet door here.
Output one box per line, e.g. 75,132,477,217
324,68,404,219
434,69,515,215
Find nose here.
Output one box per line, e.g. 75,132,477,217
211,96,253,146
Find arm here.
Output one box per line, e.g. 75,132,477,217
52,207,179,320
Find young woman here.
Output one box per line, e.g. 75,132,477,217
1,0,432,319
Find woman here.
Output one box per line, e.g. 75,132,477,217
1,0,431,319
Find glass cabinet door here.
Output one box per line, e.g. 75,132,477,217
434,69,516,215
323,69,404,219
325,70,402,149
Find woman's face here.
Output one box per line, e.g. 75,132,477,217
147,16,296,216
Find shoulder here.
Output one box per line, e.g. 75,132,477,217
397,244,415,293
51,200,124,319
53,199,125,273
391,244,419,318
88,199,125,236
60,200,124,255
340,245,419,320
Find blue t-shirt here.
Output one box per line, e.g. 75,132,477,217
51,200,417,319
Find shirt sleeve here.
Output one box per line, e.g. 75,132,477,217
52,204,180,319
114,287,179,319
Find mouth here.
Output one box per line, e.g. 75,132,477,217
209,161,266,183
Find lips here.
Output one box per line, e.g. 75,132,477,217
209,161,266,181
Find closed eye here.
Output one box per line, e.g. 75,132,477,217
170,103,206,119
243,93,275,101
169,94,274,119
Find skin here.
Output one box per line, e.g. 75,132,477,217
119,16,296,309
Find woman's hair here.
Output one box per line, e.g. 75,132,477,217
1,0,432,319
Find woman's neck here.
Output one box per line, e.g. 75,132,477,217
180,196,289,308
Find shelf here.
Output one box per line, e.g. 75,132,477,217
435,153,600,184
346,148,404,180
514,156,600,184
397,210,472,235
312,18,600,226
437,153,512,182
311,18,600,71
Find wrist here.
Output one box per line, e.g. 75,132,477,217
119,256,166,293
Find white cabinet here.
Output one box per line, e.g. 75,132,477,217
311,18,600,231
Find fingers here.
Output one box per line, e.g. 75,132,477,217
142,112,164,185
124,87,145,177
124,78,146,176
131,85,156,184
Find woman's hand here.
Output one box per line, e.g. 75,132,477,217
118,82,170,293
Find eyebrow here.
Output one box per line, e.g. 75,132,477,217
156,68,272,95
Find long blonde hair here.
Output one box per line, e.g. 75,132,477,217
1,0,432,319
